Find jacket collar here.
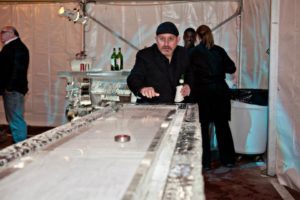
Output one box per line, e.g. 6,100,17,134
4,36,18,45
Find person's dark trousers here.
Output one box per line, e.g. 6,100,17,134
200,121,211,169
214,120,236,166
201,120,236,168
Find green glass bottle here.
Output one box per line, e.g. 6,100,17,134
111,48,117,71
116,47,123,71
180,74,184,84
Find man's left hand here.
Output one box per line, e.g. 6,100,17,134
181,84,191,97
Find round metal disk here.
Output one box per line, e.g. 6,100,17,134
114,134,131,142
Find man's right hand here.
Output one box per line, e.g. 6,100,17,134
140,87,160,98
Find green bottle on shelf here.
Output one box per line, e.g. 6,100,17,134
116,47,123,71
111,48,117,71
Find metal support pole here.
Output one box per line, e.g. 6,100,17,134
267,0,280,176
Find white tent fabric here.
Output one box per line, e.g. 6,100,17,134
276,0,300,192
85,1,240,76
0,3,82,126
0,1,241,126
240,0,270,89
0,0,299,193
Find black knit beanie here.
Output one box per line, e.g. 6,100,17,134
156,21,179,36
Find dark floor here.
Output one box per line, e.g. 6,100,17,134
0,125,300,199
0,125,53,148
204,155,282,200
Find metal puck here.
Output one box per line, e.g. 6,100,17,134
114,134,131,142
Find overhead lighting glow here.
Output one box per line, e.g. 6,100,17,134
58,6,87,24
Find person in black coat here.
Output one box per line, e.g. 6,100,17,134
0,26,29,143
183,27,197,103
183,27,196,50
190,25,236,170
127,21,192,103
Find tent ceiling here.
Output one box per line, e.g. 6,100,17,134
0,0,240,3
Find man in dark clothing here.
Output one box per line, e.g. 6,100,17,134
183,27,196,50
183,27,197,103
0,26,29,143
127,21,192,103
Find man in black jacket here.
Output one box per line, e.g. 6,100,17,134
127,21,192,103
0,26,29,143
183,27,196,50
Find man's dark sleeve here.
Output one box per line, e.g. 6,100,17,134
0,52,3,95
127,51,147,96
183,50,193,87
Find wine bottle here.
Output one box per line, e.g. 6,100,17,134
111,48,117,71
116,47,123,70
174,75,184,102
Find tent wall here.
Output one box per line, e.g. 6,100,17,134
0,3,82,126
0,1,240,126
240,0,270,88
241,0,300,191
276,0,300,192
85,1,240,81
0,0,299,194
1,0,272,126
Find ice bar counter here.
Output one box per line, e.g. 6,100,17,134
0,104,204,200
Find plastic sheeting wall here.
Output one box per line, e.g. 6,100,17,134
0,1,241,126
0,3,82,126
240,0,270,89
276,0,300,192
0,0,271,127
0,0,299,193
85,1,240,76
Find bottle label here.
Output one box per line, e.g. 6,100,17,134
111,58,115,69
116,59,121,68
80,63,84,71
174,85,184,102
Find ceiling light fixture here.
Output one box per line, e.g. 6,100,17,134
58,6,87,24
